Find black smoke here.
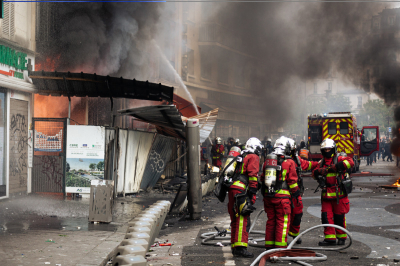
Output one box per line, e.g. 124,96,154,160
38,1,161,78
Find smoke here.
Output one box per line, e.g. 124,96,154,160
44,1,162,80
205,2,399,127
39,1,400,129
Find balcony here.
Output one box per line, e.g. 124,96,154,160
199,23,244,53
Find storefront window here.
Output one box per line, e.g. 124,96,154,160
0,90,6,197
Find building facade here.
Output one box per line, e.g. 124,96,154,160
151,3,271,144
0,2,37,199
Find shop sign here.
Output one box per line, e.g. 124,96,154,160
0,45,28,80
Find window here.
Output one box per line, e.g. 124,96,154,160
389,16,395,26
234,65,244,88
2,2,15,40
328,122,337,135
200,49,212,80
310,126,322,144
373,18,380,29
218,61,229,84
340,122,349,134
328,82,332,91
357,97,362,108
313,83,317,94
188,50,194,76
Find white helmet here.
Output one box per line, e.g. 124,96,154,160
267,138,272,142
273,147,286,156
244,137,263,155
320,138,337,158
274,136,291,156
235,138,240,145
287,138,296,151
215,137,222,144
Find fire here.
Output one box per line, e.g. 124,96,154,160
34,95,87,125
392,178,400,187
35,55,61,71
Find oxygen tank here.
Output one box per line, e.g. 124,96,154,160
265,153,278,193
223,146,241,183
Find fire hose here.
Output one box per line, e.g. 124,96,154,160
200,209,352,266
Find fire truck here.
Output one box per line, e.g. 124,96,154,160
308,112,380,172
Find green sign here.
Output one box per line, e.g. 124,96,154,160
0,45,27,71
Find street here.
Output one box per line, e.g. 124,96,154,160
149,158,400,266
1,158,399,266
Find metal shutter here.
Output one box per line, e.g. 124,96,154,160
2,2,15,39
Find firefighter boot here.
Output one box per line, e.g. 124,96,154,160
318,240,337,246
232,247,254,258
337,239,346,245
291,236,302,245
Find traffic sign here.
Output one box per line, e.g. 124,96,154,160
388,127,392,133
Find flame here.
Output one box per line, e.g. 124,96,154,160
35,55,61,71
392,178,400,187
34,95,87,125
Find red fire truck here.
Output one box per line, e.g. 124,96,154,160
308,112,380,172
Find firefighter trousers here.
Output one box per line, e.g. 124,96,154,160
228,188,251,248
212,159,223,168
288,196,303,238
264,197,291,248
321,197,350,241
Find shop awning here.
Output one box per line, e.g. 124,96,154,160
28,71,174,102
118,104,186,140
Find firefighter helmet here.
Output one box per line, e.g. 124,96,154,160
235,138,240,145
274,136,291,156
244,137,263,155
267,138,272,142
287,138,297,151
215,137,222,145
320,138,337,158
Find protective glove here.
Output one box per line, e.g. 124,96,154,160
248,187,257,205
250,193,256,205
327,164,337,173
312,168,328,179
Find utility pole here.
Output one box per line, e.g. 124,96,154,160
186,118,201,220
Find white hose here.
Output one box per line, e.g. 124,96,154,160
200,210,352,266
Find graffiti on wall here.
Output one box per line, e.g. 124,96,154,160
10,113,28,188
148,150,165,174
35,156,63,190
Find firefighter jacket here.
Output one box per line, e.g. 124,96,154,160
314,154,354,201
262,158,299,199
211,144,225,160
230,153,260,203
294,155,319,172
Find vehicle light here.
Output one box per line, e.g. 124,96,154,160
323,113,327,117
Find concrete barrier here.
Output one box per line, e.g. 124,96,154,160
115,245,146,257
126,226,151,235
120,239,149,250
112,254,146,266
112,200,171,265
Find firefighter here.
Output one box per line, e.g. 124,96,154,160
262,137,300,249
233,138,241,148
228,137,262,258
312,138,354,246
211,137,225,168
287,138,319,244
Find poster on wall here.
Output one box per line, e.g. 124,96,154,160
66,125,105,194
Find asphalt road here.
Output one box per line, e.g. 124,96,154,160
151,158,400,266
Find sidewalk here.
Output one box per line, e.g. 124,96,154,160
0,193,173,266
